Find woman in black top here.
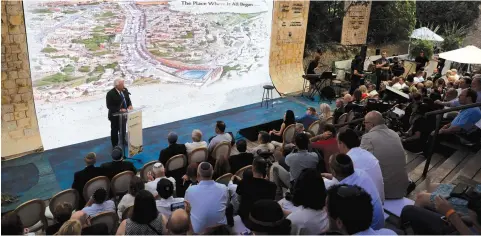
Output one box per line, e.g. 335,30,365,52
350,55,364,94
270,110,296,142
401,104,433,153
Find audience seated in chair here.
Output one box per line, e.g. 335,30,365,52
286,168,329,235
296,106,318,129
251,131,275,157
269,110,296,142
72,152,105,209
69,211,109,235
229,139,254,174
271,133,318,200
117,176,143,219
323,154,384,230
311,123,339,171
361,111,410,199
440,75,481,107
319,103,332,120
145,162,176,196
81,188,115,217
326,184,396,235
156,178,184,218
208,121,233,154
401,103,433,153
182,162,199,188
212,155,231,181
159,132,187,166
100,146,136,180
116,190,167,235
46,203,73,235
401,185,481,235
55,219,82,235
166,209,192,235
185,129,207,155
1,212,28,235
184,162,229,234
236,157,276,221
333,98,345,124
337,129,385,202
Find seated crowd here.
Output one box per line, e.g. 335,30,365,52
3,73,481,235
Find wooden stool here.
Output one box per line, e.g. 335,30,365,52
261,85,275,108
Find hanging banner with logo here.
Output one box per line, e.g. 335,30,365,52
127,111,143,157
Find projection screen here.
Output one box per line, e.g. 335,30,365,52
24,0,273,149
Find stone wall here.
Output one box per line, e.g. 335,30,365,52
1,0,43,159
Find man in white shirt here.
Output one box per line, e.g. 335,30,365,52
145,162,176,197
185,162,228,233
156,178,184,217
337,129,385,202
207,121,232,153
185,129,207,154
82,188,115,217
326,184,396,235
413,70,425,84
392,77,408,90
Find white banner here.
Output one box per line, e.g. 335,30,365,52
127,111,143,157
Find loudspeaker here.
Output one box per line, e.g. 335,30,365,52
360,45,367,61
375,48,381,55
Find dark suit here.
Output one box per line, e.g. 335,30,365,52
229,152,254,174
106,88,132,148
333,106,345,124
71,165,105,209
158,144,187,166
100,161,137,180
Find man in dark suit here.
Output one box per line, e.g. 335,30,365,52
100,146,137,180
106,79,133,148
159,132,187,166
229,139,254,174
71,153,104,209
333,98,345,124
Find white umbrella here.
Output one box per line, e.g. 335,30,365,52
439,45,481,64
410,27,444,42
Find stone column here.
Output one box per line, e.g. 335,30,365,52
2,0,43,159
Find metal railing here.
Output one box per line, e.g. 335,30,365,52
422,102,481,176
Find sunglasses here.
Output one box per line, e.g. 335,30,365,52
336,185,362,198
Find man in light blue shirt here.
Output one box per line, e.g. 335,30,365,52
441,75,481,107
326,184,396,235
296,107,318,129
326,154,384,230
185,162,228,234
439,88,481,135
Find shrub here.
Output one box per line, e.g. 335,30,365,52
440,22,469,51
409,40,434,59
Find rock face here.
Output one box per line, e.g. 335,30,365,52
1,1,43,159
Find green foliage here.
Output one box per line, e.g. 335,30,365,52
36,73,75,86
409,40,434,59
149,50,169,57
71,57,79,63
78,66,90,73
61,64,75,73
72,34,114,51
416,1,480,34
441,22,469,51
41,47,58,53
367,0,416,44
105,62,118,69
182,31,194,39
94,65,105,73
62,10,78,14
305,1,345,50
98,11,114,18
32,8,52,14
86,75,101,83
174,46,186,52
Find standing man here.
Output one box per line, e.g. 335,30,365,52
415,51,429,72
106,79,133,148
375,51,390,90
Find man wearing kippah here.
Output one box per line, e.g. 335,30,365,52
101,146,137,180
72,152,105,209
184,162,228,234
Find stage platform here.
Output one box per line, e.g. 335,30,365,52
1,95,333,213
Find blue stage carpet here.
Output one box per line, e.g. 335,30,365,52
1,96,333,212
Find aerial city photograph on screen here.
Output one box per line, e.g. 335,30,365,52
24,0,273,149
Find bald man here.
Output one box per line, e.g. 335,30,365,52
167,209,191,235
361,111,409,199
70,211,108,234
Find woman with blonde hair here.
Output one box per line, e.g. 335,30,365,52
359,85,369,99
318,103,331,120
55,220,82,235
